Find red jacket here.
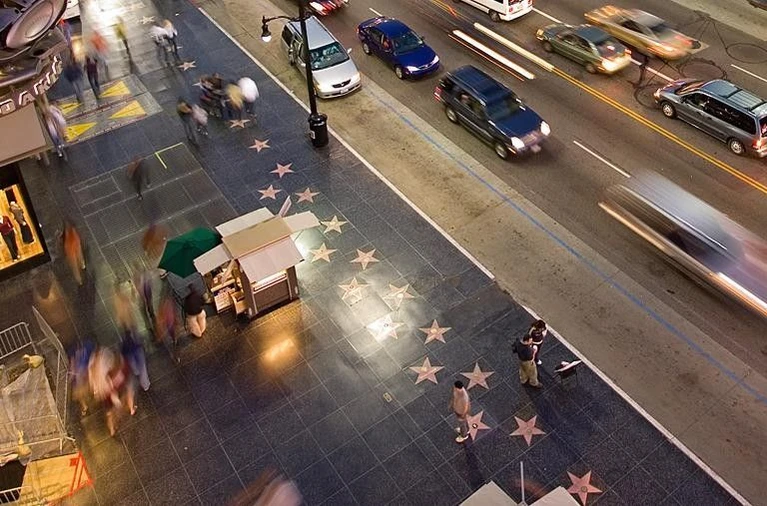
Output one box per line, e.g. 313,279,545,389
0,217,13,235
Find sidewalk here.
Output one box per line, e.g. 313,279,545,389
6,1,743,506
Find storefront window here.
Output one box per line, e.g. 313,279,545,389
0,184,45,270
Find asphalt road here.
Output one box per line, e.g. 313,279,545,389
273,0,767,374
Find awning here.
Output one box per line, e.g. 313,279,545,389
238,238,304,283
216,208,273,237
284,211,320,233
193,244,231,275
0,104,49,167
222,217,293,259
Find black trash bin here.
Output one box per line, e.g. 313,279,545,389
309,113,329,148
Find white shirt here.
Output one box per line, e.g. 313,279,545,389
238,77,259,102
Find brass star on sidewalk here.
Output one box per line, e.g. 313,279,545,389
419,320,451,345
228,119,251,129
338,277,368,302
271,163,294,178
350,249,379,270
140,16,155,24
383,284,414,309
258,185,282,200
467,411,491,441
409,357,444,384
509,415,545,447
178,61,196,71
309,243,336,263
249,139,270,152
295,188,320,203
320,216,347,234
567,471,602,505
460,363,494,390
367,314,403,342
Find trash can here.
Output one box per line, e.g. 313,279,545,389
309,113,329,148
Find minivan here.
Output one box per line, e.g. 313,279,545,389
654,78,767,157
454,0,533,22
434,65,550,159
280,16,361,98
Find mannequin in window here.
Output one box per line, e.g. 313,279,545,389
0,216,19,261
9,202,33,244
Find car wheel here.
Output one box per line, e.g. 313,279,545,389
728,138,746,156
585,62,597,74
494,141,510,160
362,42,371,55
394,66,405,79
542,41,554,53
445,106,458,123
660,101,676,119
490,11,501,22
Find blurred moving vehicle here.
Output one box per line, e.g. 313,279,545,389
654,78,767,157
600,171,767,319
535,23,632,74
453,0,533,22
434,65,550,159
747,0,767,9
305,0,348,16
357,17,439,79
585,5,706,60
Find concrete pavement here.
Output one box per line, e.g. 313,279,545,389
198,0,767,501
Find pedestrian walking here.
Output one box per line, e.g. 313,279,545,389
631,50,648,87
89,347,135,436
163,19,180,62
89,30,109,74
177,98,197,144
112,281,138,334
150,23,170,65
184,284,206,338
155,295,178,346
133,266,155,328
528,319,548,365
85,54,100,100
0,215,18,262
63,57,84,103
59,18,72,47
127,156,150,200
225,82,244,120
43,103,67,157
141,222,167,258
121,329,150,392
513,333,541,388
449,380,471,443
238,77,259,117
115,17,129,55
70,340,95,416
191,104,209,136
62,221,85,284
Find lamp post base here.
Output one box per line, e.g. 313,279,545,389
308,113,329,148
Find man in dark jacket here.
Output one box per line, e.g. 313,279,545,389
513,334,541,388
184,284,206,338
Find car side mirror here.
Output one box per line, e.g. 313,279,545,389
347,47,353,54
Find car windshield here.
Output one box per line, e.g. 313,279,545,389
595,37,622,58
677,80,704,94
392,30,423,54
309,42,349,70
485,94,522,120
646,20,675,39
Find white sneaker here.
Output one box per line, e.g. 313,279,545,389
455,434,469,443
537,360,542,365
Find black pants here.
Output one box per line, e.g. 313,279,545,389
2,230,18,260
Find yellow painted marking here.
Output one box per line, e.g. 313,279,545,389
109,100,146,119
58,101,81,115
65,122,97,141
100,80,130,98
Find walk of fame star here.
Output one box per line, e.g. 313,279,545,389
228,119,250,129
320,216,347,234
419,320,451,344
140,16,155,24
271,163,294,178
338,277,368,301
178,61,196,71
309,243,335,263
567,471,602,505
295,188,320,203
350,249,379,270
367,315,403,342
383,284,414,309
509,416,545,447
249,139,270,152
409,357,444,384
466,411,490,441
460,363,494,390
258,185,281,200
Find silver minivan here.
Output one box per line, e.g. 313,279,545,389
280,16,361,99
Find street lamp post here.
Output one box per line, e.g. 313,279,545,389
261,2,329,148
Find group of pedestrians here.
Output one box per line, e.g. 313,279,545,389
150,19,181,66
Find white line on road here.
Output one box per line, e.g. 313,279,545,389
473,23,554,72
731,64,767,85
629,58,673,82
532,7,562,23
573,140,631,178
369,7,383,16
452,30,536,79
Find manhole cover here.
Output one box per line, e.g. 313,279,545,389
726,43,767,65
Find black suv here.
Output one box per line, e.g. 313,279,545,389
434,65,550,159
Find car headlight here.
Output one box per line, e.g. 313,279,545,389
406,66,420,72
351,72,361,83
535,29,544,38
601,58,619,71
314,81,333,93
540,121,551,136
511,137,525,150
430,55,440,66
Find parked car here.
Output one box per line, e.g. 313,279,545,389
654,78,767,157
453,0,533,22
536,23,632,74
434,65,550,159
585,5,706,60
357,17,439,79
280,16,361,99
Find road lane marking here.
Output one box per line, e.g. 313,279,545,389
369,7,382,16
432,0,471,23
629,58,673,82
532,7,561,23
453,30,536,79
474,22,555,72
731,64,767,85
474,23,767,196
449,34,526,81
573,140,631,178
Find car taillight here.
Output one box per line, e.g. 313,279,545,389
755,138,765,149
